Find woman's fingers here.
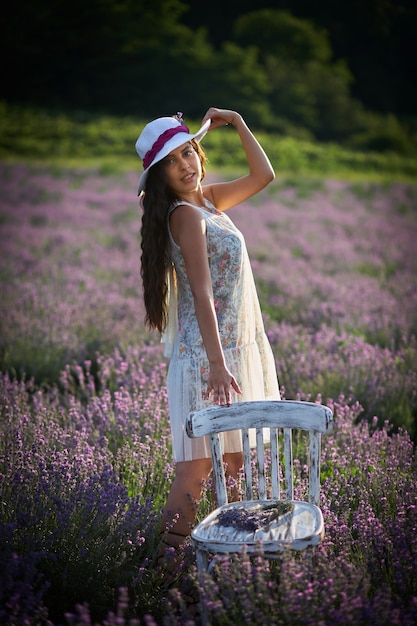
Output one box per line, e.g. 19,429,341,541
206,375,242,405
202,107,237,129
231,376,243,395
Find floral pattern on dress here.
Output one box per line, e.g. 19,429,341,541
166,199,280,462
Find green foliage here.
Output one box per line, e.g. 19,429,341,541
2,103,416,180
230,9,417,150
234,10,354,138
2,2,416,149
209,42,273,128
348,111,416,154
233,9,332,64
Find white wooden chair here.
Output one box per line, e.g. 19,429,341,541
186,400,333,594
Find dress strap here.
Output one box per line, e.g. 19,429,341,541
168,198,215,215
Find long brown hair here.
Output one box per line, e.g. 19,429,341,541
140,139,207,332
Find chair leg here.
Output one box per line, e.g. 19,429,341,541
196,547,209,577
196,548,210,626
304,546,315,580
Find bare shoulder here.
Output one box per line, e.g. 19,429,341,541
169,203,206,246
170,202,203,227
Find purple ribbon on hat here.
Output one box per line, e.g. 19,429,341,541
143,125,190,170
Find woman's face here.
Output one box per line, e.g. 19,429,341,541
162,141,203,197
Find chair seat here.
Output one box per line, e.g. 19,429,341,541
191,499,324,554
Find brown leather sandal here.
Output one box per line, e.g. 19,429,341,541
159,529,189,549
157,529,189,575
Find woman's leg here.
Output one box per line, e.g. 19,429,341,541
160,457,213,548
159,451,243,562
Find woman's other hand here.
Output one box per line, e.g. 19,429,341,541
202,107,241,130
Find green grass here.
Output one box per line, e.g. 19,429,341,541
1,102,417,181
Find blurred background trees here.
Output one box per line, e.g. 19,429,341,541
1,0,416,154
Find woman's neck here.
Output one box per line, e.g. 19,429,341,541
177,188,206,208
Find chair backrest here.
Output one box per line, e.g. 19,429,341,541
186,400,333,507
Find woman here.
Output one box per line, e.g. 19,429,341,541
136,107,280,557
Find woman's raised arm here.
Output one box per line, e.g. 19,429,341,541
201,107,275,212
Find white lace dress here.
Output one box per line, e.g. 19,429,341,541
165,199,280,462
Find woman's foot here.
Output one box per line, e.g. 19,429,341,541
157,530,189,578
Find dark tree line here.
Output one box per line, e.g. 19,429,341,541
184,0,417,119
1,0,416,151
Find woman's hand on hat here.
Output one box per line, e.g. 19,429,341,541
202,107,242,131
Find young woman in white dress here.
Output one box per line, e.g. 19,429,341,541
136,107,280,560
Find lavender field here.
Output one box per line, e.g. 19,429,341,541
1,162,417,625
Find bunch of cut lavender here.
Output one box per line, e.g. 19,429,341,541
218,502,294,532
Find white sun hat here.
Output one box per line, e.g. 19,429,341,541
135,112,211,195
